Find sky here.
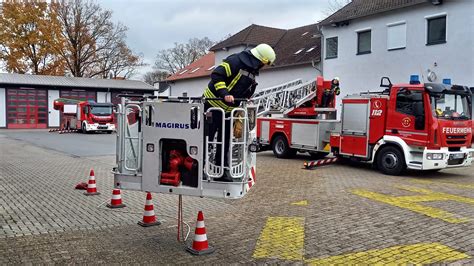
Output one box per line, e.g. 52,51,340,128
99,0,332,80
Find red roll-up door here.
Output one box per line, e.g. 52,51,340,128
60,90,96,102
7,88,48,129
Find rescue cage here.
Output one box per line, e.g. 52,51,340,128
113,95,257,199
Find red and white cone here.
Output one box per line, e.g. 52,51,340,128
186,211,215,255
137,192,161,227
84,169,100,196
106,189,126,208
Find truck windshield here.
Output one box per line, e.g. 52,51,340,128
90,106,112,116
430,93,471,120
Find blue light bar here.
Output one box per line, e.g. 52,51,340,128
410,75,420,85
442,78,451,85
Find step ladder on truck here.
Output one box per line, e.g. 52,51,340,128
112,95,258,199
256,76,474,175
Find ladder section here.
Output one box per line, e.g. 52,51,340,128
252,79,302,117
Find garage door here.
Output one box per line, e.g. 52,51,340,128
60,90,96,102
7,88,48,129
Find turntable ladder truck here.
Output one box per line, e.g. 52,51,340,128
256,76,474,175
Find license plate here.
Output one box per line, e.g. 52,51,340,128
450,153,465,159
98,126,107,129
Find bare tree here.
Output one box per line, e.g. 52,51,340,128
142,70,169,85
154,37,215,74
323,0,352,16
53,0,142,78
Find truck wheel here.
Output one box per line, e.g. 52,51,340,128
82,123,88,134
376,146,406,176
272,135,296,158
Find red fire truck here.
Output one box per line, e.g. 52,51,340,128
53,98,115,133
256,76,473,175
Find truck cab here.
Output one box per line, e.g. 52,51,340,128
79,102,115,133
332,77,473,175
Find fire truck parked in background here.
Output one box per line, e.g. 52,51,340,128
53,98,115,133
255,76,473,175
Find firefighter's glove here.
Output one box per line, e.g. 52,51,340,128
233,111,244,138
335,86,340,96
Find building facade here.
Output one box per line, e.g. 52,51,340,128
0,73,155,129
320,0,474,104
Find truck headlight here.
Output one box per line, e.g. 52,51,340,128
426,153,444,160
469,151,474,158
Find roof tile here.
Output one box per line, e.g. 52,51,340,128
319,0,428,26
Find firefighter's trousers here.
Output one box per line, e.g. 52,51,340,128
205,104,231,168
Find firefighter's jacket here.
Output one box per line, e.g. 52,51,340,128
324,81,341,96
204,50,261,112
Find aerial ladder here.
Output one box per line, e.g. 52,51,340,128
251,77,336,119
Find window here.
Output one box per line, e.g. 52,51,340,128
396,89,425,130
357,30,371,54
427,15,446,45
387,22,406,50
396,89,424,116
325,37,338,59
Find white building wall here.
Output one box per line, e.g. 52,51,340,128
322,1,474,108
168,77,209,97
0,88,5,127
214,45,249,65
97,91,107,103
258,65,321,87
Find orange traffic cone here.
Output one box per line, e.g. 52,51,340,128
186,211,215,255
138,192,161,227
84,169,100,196
106,189,126,208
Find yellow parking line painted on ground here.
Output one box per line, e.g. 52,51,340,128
291,200,308,206
351,186,474,223
253,217,305,261
411,179,474,190
305,243,470,265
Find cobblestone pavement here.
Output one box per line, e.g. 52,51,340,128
0,133,473,264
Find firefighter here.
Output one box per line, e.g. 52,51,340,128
321,77,341,107
204,43,276,182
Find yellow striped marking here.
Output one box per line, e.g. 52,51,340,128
291,200,308,206
214,81,227,90
411,179,474,190
228,73,242,91
220,62,231,77
253,217,305,261
352,186,474,223
305,243,470,265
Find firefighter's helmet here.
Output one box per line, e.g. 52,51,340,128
250,44,276,66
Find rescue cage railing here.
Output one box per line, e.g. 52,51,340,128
116,97,143,174
205,107,249,179
116,95,253,184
